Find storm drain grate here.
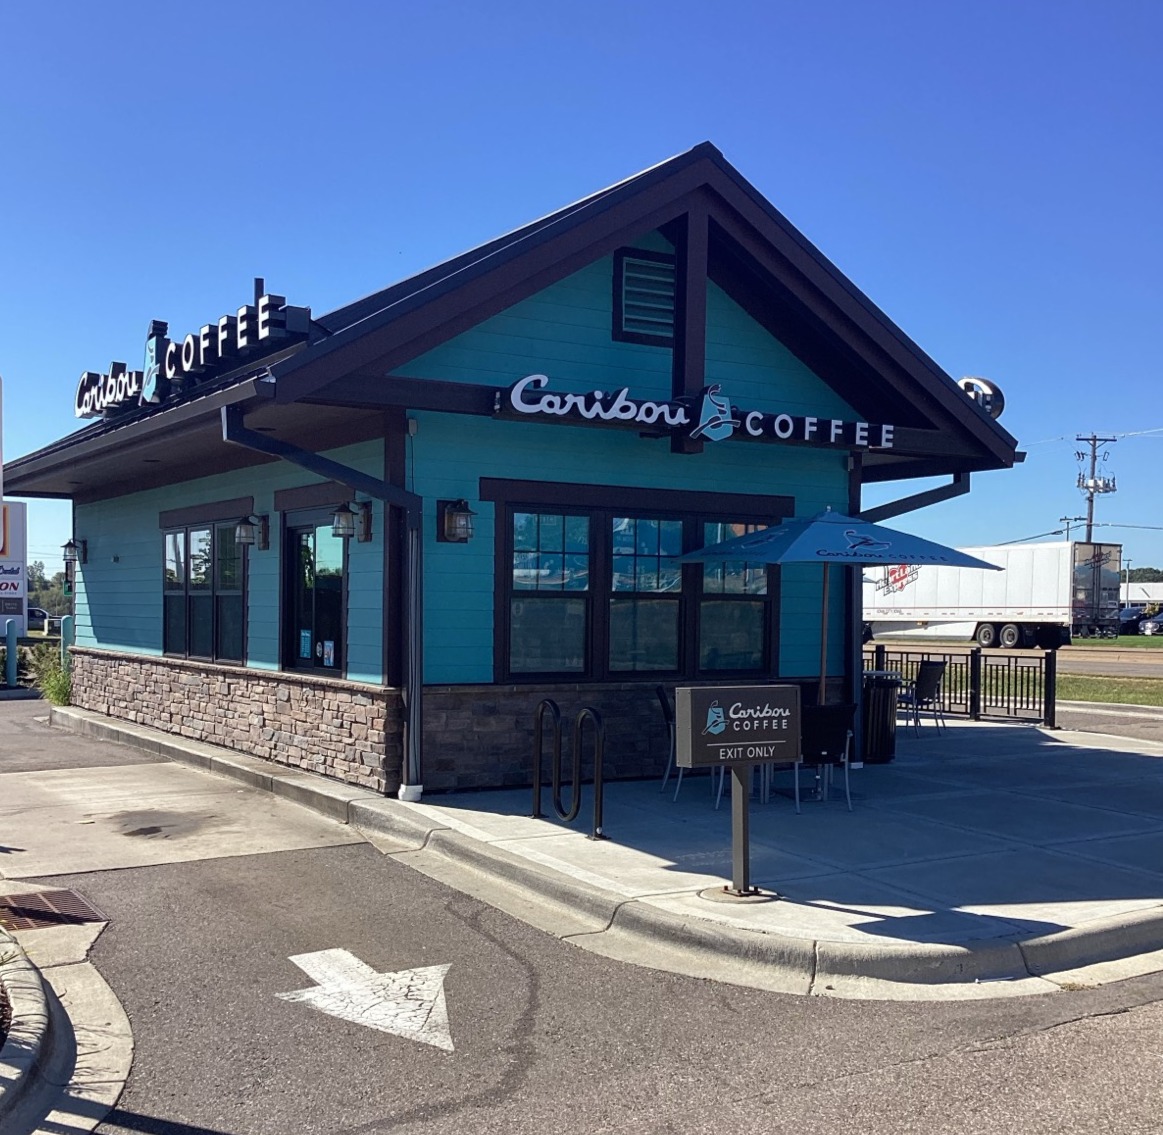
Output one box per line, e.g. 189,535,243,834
0,889,107,931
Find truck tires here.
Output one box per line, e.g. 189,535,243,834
999,623,1022,649
975,623,998,648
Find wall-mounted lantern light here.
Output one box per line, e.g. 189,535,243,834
437,499,477,543
62,538,88,565
331,501,372,542
234,514,270,550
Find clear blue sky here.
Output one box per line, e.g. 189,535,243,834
3,1,1160,579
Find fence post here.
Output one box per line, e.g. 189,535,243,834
969,648,982,721
1043,650,1058,729
874,644,887,671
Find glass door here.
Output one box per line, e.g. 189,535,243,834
287,521,345,673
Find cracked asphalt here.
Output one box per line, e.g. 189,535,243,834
7,700,1163,1133
67,842,1163,1134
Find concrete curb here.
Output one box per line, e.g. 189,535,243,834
47,705,1163,997
0,928,52,1128
1020,903,1163,975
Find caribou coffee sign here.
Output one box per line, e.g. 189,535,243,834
676,684,801,769
506,374,896,449
75,281,310,419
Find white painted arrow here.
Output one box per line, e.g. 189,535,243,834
276,948,454,1052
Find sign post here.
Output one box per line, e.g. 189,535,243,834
676,685,801,896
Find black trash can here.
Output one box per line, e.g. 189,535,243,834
862,670,902,763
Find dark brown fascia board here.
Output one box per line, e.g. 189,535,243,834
290,155,1015,473
668,202,708,455
302,374,497,415
159,496,255,529
700,167,1018,462
314,151,715,335
709,209,955,434
273,481,354,513
480,477,793,520
309,371,983,466
3,377,274,496
860,454,985,483
706,240,928,430
270,163,723,402
282,190,708,399
293,159,1018,469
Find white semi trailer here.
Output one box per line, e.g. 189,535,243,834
863,541,1122,648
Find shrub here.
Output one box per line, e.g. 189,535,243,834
25,642,71,706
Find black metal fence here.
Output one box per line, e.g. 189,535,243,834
862,645,1057,726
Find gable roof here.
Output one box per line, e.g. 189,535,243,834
5,143,1018,501
272,141,1018,473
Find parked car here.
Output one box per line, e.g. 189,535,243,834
1140,610,1163,636
1120,606,1148,634
27,607,48,632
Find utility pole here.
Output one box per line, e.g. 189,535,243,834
1060,516,1086,540
1075,434,1117,542
1124,559,1133,605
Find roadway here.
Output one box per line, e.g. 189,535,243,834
6,700,1163,1134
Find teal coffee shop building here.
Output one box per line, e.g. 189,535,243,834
5,144,1019,799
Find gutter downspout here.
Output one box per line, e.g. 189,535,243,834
221,404,426,801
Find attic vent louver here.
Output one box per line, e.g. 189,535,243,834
613,249,676,346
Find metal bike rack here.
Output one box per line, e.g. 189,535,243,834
530,699,607,840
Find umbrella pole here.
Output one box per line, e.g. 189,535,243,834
818,562,830,706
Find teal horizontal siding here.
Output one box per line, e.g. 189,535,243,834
705,281,858,420
410,415,848,685
397,234,856,685
393,245,675,404
75,439,385,683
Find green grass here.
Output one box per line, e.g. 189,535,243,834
871,635,1163,650
1069,636,1163,649
1057,674,1163,706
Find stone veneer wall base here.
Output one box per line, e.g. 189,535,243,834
70,651,836,795
70,648,403,794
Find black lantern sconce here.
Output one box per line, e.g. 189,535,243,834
62,538,88,565
234,515,270,551
331,501,373,542
437,499,477,543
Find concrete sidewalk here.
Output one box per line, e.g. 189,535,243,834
48,706,1163,1000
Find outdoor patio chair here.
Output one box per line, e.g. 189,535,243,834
797,703,857,811
898,660,948,735
658,686,723,802
716,759,800,813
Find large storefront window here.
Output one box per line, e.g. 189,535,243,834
163,524,244,662
502,505,778,681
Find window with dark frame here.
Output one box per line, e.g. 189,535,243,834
609,516,683,672
698,521,769,672
612,248,676,346
510,511,590,674
502,506,778,682
162,523,245,662
285,517,348,674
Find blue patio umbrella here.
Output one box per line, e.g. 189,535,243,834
679,508,1001,703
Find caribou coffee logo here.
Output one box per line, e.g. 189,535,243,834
504,374,896,450
689,386,739,442
75,285,310,419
